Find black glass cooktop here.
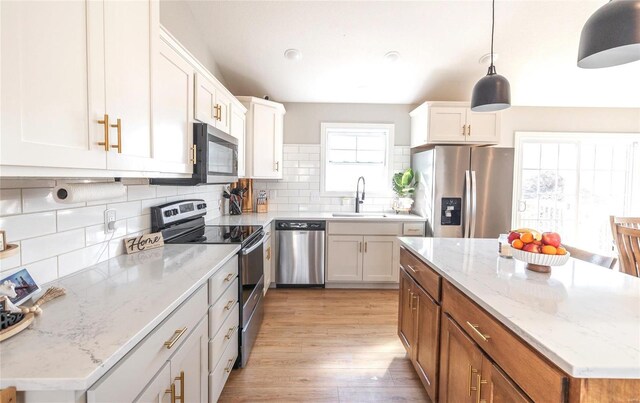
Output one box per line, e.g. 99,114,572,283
169,225,262,245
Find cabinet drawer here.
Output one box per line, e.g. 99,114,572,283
209,278,238,337
400,247,441,302
209,330,239,402
442,281,567,402
87,286,208,403
403,222,425,236
209,303,240,372
209,255,238,305
328,221,401,235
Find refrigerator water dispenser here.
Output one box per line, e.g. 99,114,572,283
441,197,461,225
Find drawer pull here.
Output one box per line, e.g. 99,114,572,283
411,294,418,311
406,264,417,273
466,321,491,342
409,291,414,310
224,358,234,373
164,327,187,349
224,300,235,310
224,273,234,282
175,370,184,402
468,364,478,396
476,374,487,403
165,383,176,403
225,326,236,339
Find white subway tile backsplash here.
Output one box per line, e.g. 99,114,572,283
288,183,309,190
0,189,22,216
156,185,178,197
10,257,59,286
22,188,85,213
21,229,85,264
58,243,109,278
106,201,142,220
127,214,151,233
0,241,21,272
0,212,57,242
127,185,157,201
85,220,127,246
299,145,320,154
283,145,299,153
57,205,105,231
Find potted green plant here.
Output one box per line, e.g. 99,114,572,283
392,168,417,213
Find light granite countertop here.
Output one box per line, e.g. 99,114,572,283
210,211,426,227
399,237,640,379
0,244,240,391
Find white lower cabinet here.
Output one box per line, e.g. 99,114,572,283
134,362,171,403
362,236,398,282
167,317,209,403
326,235,363,282
209,330,239,402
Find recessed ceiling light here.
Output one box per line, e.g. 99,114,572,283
479,53,499,65
284,49,302,61
384,51,401,63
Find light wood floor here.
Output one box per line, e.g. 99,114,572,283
219,289,430,402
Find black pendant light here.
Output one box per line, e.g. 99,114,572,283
471,0,511,112
578,0,640,69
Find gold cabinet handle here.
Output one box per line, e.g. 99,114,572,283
224,358,234,373
476,374,487,403
466,321,491,342
411,294,418,311
224,300,235,310
406,264,417,273
409,290,414,310
110,118,122,153
462,124,466,136
224,273,234,282
164,327,187,349
468,124,472,136
267,246,271,260
174,370,184,402
97,114,110,150
468,364,478,396
359,242,362,253
165,383,176,403
225,326,236,339
190,144,197,164
364,242,368,253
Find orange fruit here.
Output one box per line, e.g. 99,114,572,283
511,239,524,249
541,245,557,255
520,232,534,244
556,246,567,255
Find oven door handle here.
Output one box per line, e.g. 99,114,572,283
242,231,265,255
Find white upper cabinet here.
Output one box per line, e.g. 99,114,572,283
239,96,286,179
153,34,195,174
195,73,234,135
0,0,106,170
230,105,247,178
102,0,158,172
410,102,500,147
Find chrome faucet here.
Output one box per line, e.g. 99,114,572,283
355,176,365,213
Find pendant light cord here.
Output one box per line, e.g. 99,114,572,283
490,0,495,67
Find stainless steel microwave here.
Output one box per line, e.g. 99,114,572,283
152,123,238,186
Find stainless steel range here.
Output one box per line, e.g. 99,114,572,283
151,199,264,368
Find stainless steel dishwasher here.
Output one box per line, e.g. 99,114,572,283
275,220,325,287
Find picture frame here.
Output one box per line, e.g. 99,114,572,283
0,269,41,306
0,230,6,252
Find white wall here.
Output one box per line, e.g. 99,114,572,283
498,106,640,147
283,103,414,145
160,0,227,85
0,180,225,286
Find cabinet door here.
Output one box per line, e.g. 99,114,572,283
410,106,429,148
362,236,397,282
414,284,441,401
481,357,532,403
263,237,272,295
429,107,467,143
195,73,216,126
327,235,363,282
466,110,499,144
398,268,416,354
0,0,106,169
169,317,208,403
153,40,194,174
231,107,247,178
215,91,232,134
134,362,171,403
103,0,157,171
251,103,279,178
439,315,483,403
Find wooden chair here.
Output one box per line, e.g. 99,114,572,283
610,216,640,277
613,226,640,277
563,245,618,270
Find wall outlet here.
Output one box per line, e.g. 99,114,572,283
104,209,116,234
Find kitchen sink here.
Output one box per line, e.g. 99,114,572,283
332,213,388,218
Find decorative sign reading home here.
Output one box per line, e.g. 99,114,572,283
123,233,164,255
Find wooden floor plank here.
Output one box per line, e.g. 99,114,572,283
219,289,430,402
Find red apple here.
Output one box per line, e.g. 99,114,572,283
507,231,521,244
523,243,541,253
542,232,561,248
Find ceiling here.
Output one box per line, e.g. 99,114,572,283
186,0,640,107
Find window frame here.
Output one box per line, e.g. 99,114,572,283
320,122,395,197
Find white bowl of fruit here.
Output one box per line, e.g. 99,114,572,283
507,229,570,273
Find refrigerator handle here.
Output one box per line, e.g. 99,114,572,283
464,170,471,238
471,171,477,238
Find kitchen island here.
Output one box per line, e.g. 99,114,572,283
398,237,640,402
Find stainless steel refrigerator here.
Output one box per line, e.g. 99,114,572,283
411,145,514,238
